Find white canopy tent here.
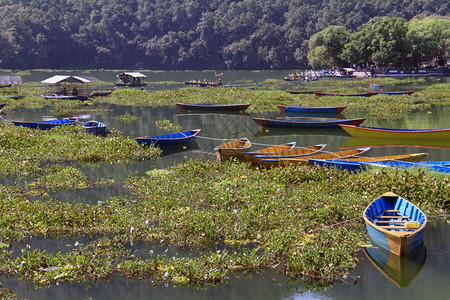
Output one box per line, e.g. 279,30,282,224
41,75,98,96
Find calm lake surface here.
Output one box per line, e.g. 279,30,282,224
1,70,449,299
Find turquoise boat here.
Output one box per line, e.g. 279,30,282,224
363,192,427,256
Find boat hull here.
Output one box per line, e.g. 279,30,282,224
363,192,427,256
13,117,78,130
136,129,201,149
314,91,378,97
83,121,107,135
176,103,250,111
266,147,372,168
277,105,346,114
343,153,428,163
253,117,366,128
340,124,450,139
251,144,327,165
214,138,252,161
243,142,296,164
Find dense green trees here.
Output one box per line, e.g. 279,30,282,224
0,0,448,69
310,16,449,68
307,26,349,69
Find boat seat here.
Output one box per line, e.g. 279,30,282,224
383,210,400,213
375,220,408,224
378,226,416,230
375,215,409,219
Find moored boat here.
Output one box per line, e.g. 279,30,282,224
176,103,250,111
366,161,450,174
115,72,147,88
40,94,90,101
251,144,327,165
343,152,428,163
12,117,78,129
253,117,366,128
340,124,450,140
242,142,296,164
83,120,107,135
135,129,201,150
314,91,378,97
276,105,346,114
363,192,427,256
308,159,367,172
262,147,372,168
214,138,252,161
368,90,415,95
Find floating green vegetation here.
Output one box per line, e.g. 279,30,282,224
3,78,449,120
155,119,182,131
148,81,180,85
0,122,159,177
115,113,138,122
260,78,283,84
0,160,446,289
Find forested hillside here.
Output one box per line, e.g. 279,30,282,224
0,0,448,69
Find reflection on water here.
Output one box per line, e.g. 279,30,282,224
3,219,447,299
363,244,427,288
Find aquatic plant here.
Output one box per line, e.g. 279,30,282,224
115,113,138,122
0,122,159,177
155,119,182,131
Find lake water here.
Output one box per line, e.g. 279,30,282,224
0,70,449,299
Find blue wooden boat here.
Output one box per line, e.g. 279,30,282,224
13,117,78,130
253,117,366,128
309,159,450,174
41,94,90,101
366,161,450,174
135,129,201,149
83,120,107,135
363,192,427,256
368,90,415,96
276,105,346,114
308,159,366,172
176,103,250,111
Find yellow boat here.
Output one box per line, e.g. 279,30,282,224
214,138,252,162
343,152,428,162
341,137,450,149
261,147,371,168
340,124,450,140
242,142,296,164
251,143,327,165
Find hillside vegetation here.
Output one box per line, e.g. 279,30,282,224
0,0,448,69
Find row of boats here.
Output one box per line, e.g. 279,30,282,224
11,117,107,135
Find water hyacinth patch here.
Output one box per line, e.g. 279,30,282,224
0,159,448,289
0,122,159,177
